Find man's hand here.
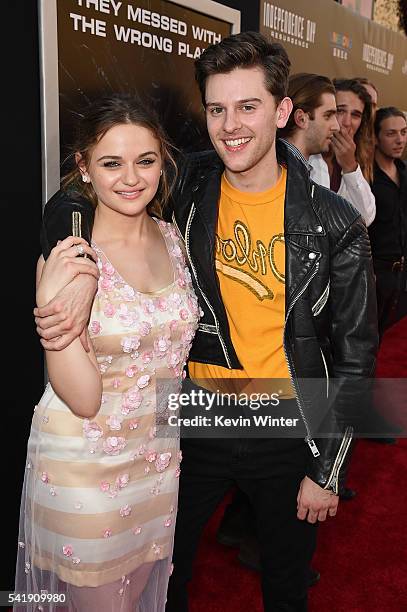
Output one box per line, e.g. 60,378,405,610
297,476,339,523
34,274,97,351
331,127,358,174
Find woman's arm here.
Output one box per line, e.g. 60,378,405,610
36,239,102,418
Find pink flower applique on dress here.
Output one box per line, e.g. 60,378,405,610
138,321,152,336
137,374,150,389
179,309,189,321
121,336,140,353
41,472,49,483
103,529,112,538
90,320,102,335
101,277,114,292
62,545,73,557
115,474,130,489
141,350,153,364
155,452,172,473
154,336,171,358
125,366,137,378
118,304,138,328
100,481,110,493
142,298,156,314
133,526,142,535
168,292,182,308
121,387,143,414
119,504,132,517
145,450,157,463
103,302,116,318
129,419,139,430
102,262,115,277
171,245,183,259
119,285,136,302
103,436,126,456
83,420,104,442
157,297,168,312
167,351,181,369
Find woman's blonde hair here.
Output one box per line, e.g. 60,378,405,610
62,93,178,218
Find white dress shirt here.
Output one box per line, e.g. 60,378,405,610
309,154,376,226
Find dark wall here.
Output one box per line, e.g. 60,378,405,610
3,0,43,591
3,0,259,592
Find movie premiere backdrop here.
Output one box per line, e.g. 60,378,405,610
260,0,407,111
39,0,241,203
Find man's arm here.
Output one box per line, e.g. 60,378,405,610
306,209,378,493
338,166,376,227
332,129,376,227
36,189,97,350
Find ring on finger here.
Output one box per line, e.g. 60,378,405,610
75,244,85,256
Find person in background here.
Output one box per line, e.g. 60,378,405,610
14,94,199,612
309,78,376,227
369,106,407,338
279,73,339,163
355,77,378,115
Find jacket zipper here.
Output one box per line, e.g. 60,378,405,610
312,281,330,316
319,347,329,398
283,262,321,457
185,203,232,368
323,426,353,494
172,212,185,243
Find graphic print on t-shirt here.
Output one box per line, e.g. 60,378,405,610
215,219,285,301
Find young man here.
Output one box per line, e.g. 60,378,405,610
279,73,340,161
369,106,407,337
309,78,376,227
36,33,378,611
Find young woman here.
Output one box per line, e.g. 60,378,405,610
15,94,199,611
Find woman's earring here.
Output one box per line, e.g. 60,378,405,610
82,174,89,183
160,169,163,176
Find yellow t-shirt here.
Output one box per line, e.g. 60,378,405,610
189,166,295,398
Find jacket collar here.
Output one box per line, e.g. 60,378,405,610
276,139,325,236
192,139,324,237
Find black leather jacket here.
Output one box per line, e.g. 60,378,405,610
41,139,378,493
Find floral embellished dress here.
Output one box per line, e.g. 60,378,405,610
15,219,199,611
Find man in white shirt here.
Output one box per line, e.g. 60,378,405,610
308,78,376,227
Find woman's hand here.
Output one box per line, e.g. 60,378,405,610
36,236,99,307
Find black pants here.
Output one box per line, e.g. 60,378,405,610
374,265,407,340
166,436,317,611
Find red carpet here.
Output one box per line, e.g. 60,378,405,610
189,317,407,611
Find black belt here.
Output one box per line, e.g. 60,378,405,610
373,256,405,273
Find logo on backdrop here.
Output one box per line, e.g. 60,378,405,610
262,2,316,49
362,43,394,76
330,31,352,61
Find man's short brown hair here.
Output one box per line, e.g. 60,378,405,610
279,73,335,139
194,31,291,107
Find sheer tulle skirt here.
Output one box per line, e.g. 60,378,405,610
14,397,177,612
